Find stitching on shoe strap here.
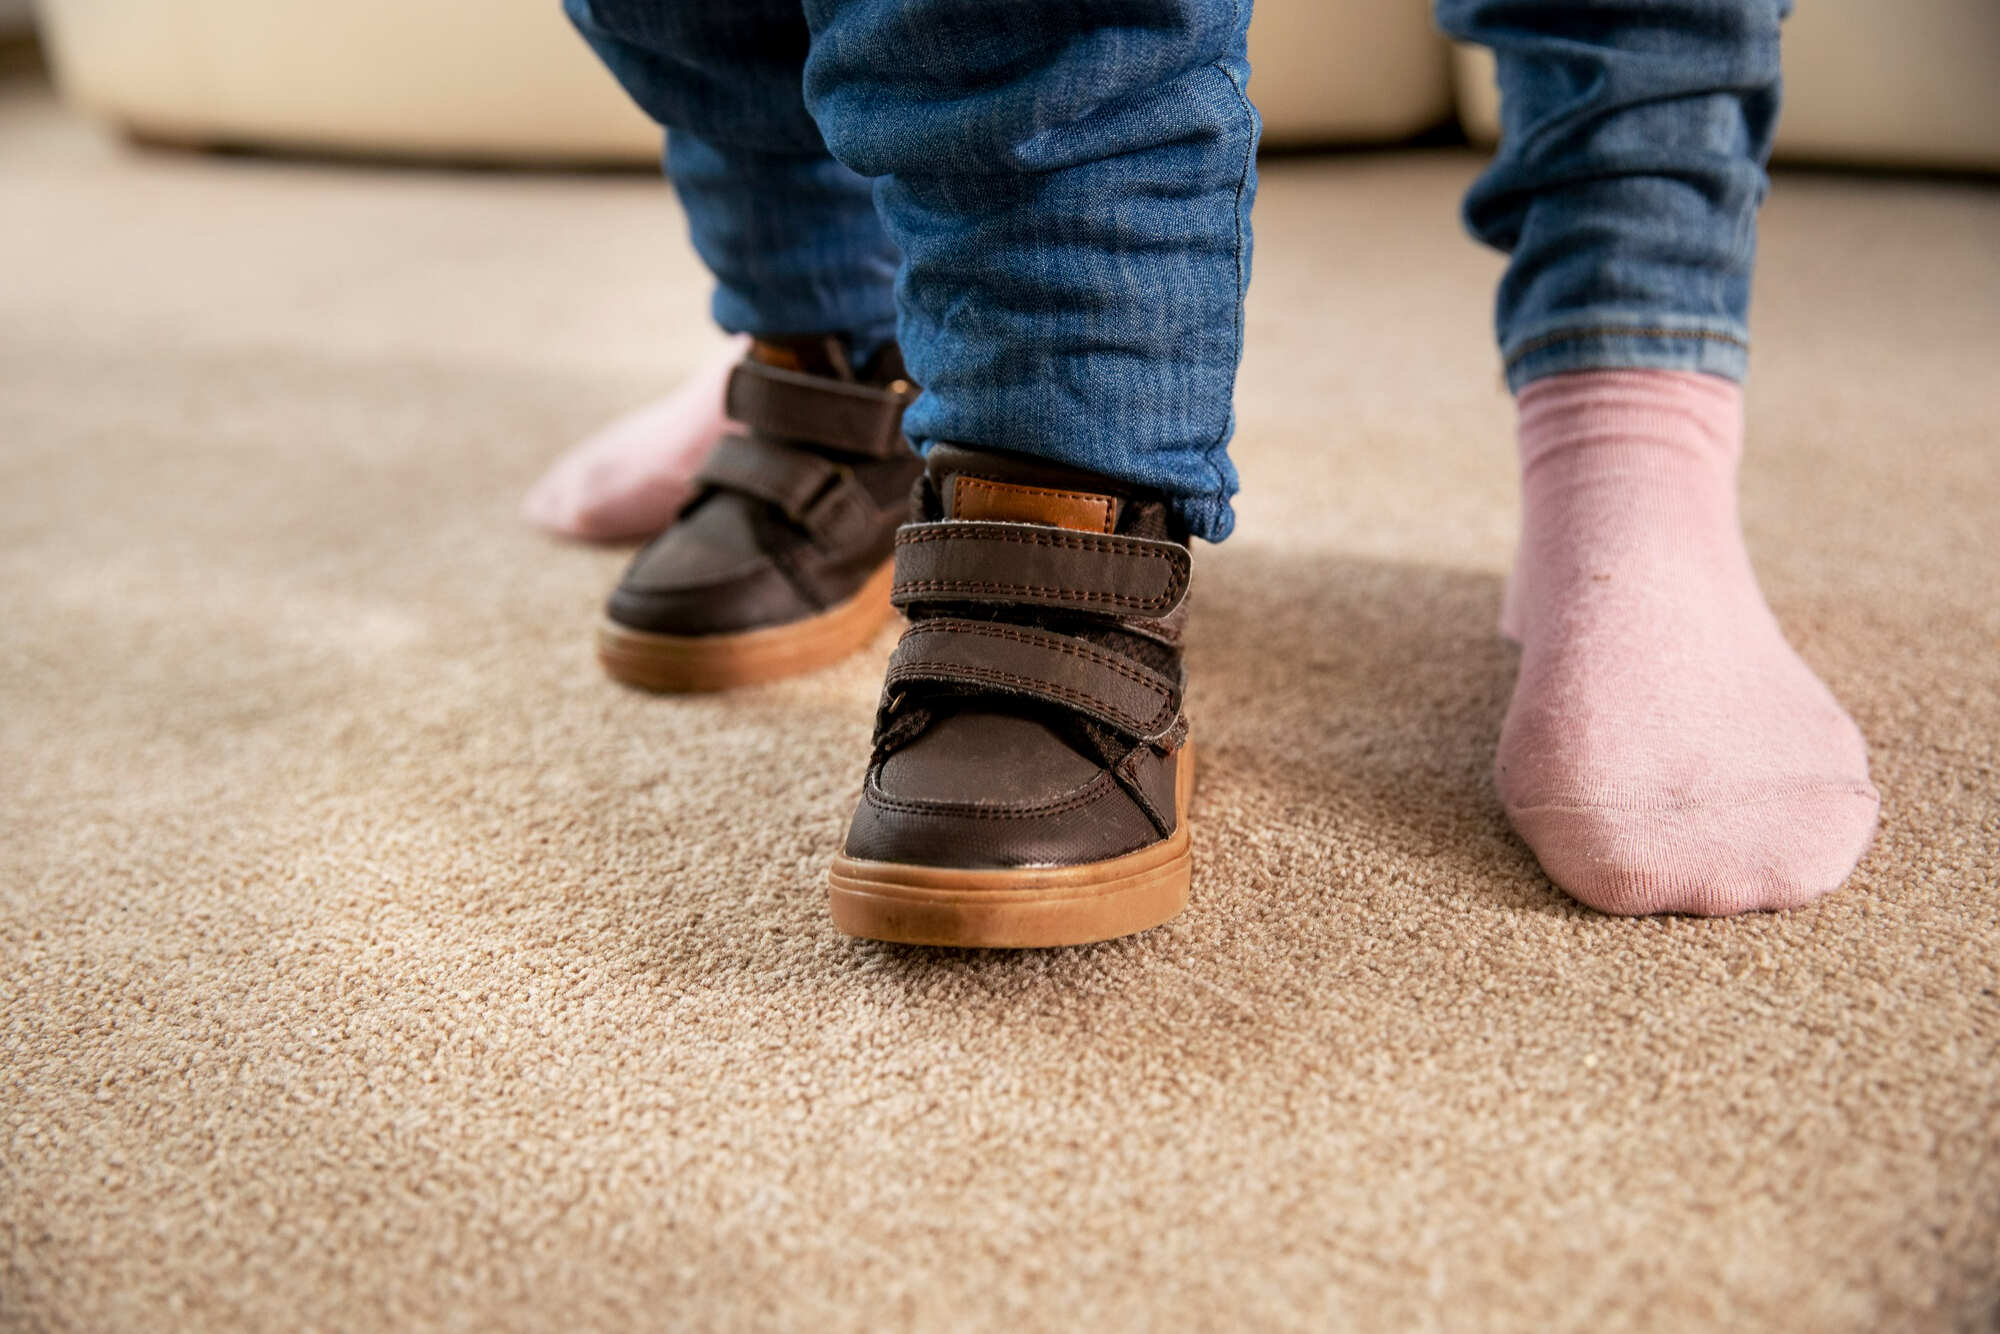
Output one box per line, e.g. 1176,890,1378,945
889,522,1190,618
696,435,877,550
881,616,1182,742
726,360,916,460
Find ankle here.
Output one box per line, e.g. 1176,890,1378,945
1516,369,1743,475
1506,369,1751,641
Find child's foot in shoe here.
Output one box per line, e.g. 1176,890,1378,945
1496,369,1880,916
594,335,920,692
830,445,1197,948
522,336,746,542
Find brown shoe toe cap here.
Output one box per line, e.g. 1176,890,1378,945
845,713,1164,871
843,770,1163,870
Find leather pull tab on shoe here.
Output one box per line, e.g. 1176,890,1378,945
946,475,1121,533
749,336,857,382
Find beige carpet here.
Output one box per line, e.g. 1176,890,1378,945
4,71,1998,1332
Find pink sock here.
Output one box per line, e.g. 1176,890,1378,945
1497,369,1880,916
521,336,745,542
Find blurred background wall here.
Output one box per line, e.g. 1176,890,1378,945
27,0,2000,171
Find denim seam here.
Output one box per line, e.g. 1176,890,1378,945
1207,37,1256,524
1503,325,1749,371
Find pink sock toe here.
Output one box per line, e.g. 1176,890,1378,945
522,336,745,542
1497,370,1881,916
1508,787,1881,916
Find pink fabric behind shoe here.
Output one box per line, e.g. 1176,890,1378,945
521,337,746,542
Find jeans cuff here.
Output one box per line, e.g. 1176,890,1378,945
1173,491,1234,544
709,297,898,364
1502,318,1749,393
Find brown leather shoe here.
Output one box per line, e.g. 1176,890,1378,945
596,337,922,691
828,444,1196,948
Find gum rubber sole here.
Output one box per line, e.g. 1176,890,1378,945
597,561,895,693
827,744,1195,949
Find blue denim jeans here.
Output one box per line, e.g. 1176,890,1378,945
567,0,1783,541
1437,0,1788,390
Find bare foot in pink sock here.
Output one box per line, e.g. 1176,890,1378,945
1497,369,1880,916
521,336,747,542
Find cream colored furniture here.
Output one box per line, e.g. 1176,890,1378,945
36,0,662,162
34,0,2000,170
34,0,1453,162
1452,0,2000,171
1250,1,1452,147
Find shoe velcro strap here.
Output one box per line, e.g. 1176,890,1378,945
883,617,1182,741
890,522,1190,620
725,360,916,460
696,435,878,550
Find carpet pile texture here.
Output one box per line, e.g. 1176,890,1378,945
3,77,1997,1330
